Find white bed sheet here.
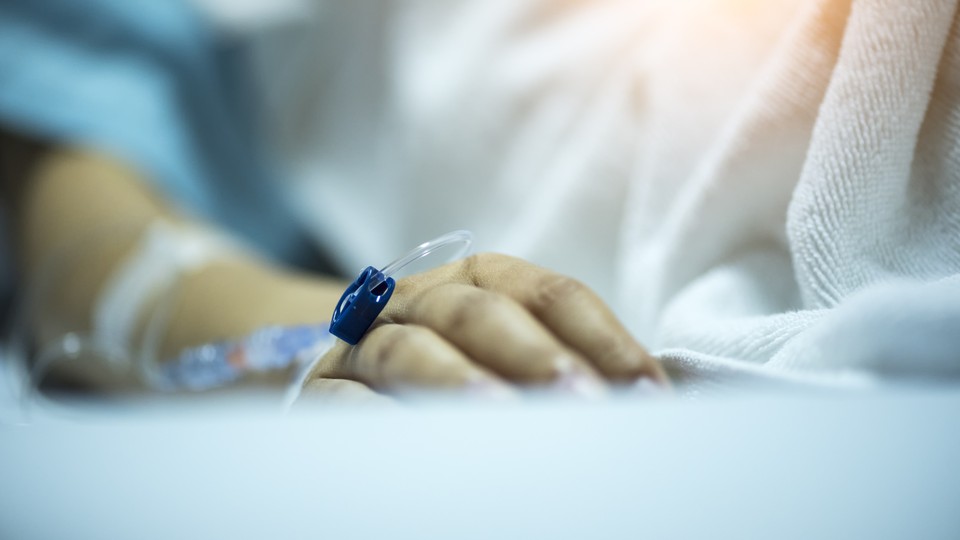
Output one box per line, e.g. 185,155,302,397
2,389,958,539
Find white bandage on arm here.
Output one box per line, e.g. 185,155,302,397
92,220,242,368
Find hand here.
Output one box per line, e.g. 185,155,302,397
300,253,667,401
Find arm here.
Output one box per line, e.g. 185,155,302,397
1,131,666,399
1,132,345,391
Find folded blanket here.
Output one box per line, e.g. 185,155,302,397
620,0,960,389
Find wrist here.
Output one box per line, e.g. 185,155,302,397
143,258,345,362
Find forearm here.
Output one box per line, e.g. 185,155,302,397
1,133,344,388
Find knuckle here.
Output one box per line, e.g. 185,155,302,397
460,252,519,285
443,287,503,331
531,274,589,312
459,254,486,285
464,251,509,267
462,252,486,269
416,281,462,305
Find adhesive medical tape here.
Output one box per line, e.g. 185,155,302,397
92,220,241,360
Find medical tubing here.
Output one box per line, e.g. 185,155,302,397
368,230,473,291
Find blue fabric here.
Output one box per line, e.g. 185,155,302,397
0,0,305,262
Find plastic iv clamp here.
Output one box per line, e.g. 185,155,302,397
329,230,473,345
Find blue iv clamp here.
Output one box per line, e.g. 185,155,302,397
329,230,473,345
329,267,396,345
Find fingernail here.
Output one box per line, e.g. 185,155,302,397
553,356,607,398
631,377,667,397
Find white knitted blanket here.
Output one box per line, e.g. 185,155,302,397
234,0,960,392
621,0,960,389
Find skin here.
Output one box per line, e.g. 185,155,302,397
0,131,667,401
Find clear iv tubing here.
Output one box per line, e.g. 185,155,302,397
366,230,473,293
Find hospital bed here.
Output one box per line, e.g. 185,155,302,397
2,386,958,539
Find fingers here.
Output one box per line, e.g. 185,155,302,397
459,254,668,385
310,324,513,397
397,282,606,395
